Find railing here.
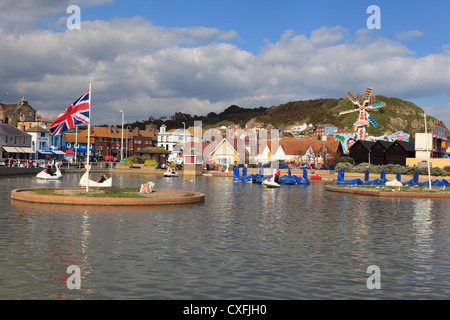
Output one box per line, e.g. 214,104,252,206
0,158,117,169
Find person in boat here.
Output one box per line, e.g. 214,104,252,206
44,167,54,176
97,174,108,183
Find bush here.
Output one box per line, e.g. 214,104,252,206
134,156,150,164
430,167,449,176
144,159,157,167
335,162,353,172
117,156,136,166
339,156,354,164
444,166,450,173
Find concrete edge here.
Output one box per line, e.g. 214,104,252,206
11,188,205,206
325,185,450,199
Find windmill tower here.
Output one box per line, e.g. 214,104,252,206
338,87,386,141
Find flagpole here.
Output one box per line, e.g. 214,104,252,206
424,112,432,190
86,80,92,192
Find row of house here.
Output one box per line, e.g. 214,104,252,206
181,138,343,167
348,140,415,166
0,121,161,162
1,97,447,167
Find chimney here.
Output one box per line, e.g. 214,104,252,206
107,125,112,133
113,125,118,133
134,127,140,136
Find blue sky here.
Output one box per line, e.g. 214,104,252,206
0,0,449,129
79,0,449,56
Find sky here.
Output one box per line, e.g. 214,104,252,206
0,0,449,129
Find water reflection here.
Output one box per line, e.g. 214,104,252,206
412,199,434,284
1,173,450,299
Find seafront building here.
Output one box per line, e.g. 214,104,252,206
25,124,63,160
0,124,34,160
1,96,449,167
0,97,36,127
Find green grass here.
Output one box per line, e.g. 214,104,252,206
183,193,195,197
335,185,450,193
24,187,149,198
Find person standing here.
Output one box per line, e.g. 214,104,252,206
275,168,281,183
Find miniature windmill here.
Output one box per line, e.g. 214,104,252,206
338,87,386,141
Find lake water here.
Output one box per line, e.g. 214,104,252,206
1,171,450,300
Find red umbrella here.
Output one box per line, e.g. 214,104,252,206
105,155,115,161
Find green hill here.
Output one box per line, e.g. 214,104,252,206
256,96,447,138
130,96,448,138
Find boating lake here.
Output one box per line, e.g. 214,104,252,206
1,171,450,299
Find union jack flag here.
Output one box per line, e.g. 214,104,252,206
50,90,90,135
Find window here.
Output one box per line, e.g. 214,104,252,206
40,132,45,137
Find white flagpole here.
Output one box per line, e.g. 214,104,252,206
424,113,432,190
86,80,92,192
75,125,78,164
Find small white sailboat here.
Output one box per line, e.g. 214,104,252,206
262,170,281,188
79,165,112,187
163,167,179,177
36,164,63,180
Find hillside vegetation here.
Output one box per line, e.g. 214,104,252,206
129,96,448,138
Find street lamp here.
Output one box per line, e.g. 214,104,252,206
126,125,132,157
182,121,186,162
120,110,124,161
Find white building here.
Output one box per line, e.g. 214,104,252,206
157,125,194,162
25,124,64,160
0,123,34,160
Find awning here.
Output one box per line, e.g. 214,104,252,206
62,149,75,154
52,150,66,155
17,147,35,153
38,151,53,154
2,146,19,153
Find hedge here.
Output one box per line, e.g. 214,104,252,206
335,162,450,176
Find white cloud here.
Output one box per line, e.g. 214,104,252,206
422,104,450,132
396,30,424,41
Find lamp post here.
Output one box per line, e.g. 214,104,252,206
126,125,132,157
75,125,78,164
120,110,124,161
182,121,186,163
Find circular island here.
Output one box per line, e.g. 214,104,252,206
326,185,450,199
11,187,205,206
